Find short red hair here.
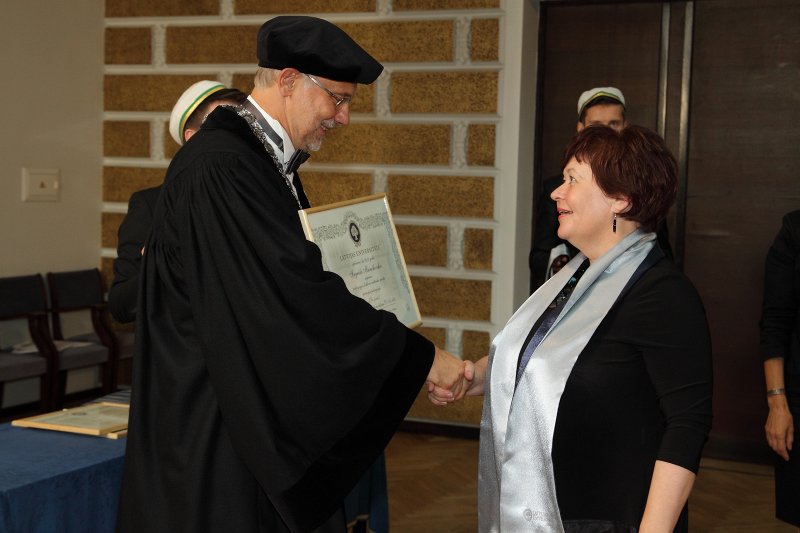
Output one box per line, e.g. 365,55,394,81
561,125,677,232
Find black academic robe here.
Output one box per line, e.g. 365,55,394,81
116,106,434,533
108,185,161,323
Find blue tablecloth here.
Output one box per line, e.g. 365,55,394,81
0,423,126,533
0,420,388,533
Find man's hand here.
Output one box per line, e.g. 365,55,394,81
425,347,474,405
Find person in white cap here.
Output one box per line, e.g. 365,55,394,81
116,16,471,533
108,81,246,323
530,87,672,292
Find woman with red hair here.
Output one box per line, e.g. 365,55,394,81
434,125,713,532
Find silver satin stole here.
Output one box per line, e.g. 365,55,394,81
478,230,656,532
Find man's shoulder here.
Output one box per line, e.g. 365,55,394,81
130,186,161,208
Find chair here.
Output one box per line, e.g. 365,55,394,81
47,268,136,386
0,274,55,414
46,268,117,402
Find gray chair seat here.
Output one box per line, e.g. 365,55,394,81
0,352,47,382
58,344,109,371
70,331,135,360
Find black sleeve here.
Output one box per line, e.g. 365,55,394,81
759,212,800,361
108,188,158,323
629,267,713,473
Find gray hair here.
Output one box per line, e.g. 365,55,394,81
254,67,281,88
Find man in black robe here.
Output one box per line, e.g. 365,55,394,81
116,16,470,533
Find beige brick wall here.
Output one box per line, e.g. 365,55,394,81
103,3,503,427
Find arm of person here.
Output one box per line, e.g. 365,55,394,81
631,265,712,531
759,213,799,461
764,357,794,461
108,188,158,323
639,460,696,533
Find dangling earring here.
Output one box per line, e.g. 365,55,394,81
612,213,617,233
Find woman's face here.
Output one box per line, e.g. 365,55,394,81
551,157,620,256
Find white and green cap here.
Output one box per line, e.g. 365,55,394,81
577,87,625,118
168,80,226,146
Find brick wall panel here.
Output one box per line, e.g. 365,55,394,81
104,167,165,202
105,28,151,65
101,258,115,293
467,124,495,166
396,225,448,267
102,213,125,249
463,228,493,270
415,326,446,347
394,0,499,9
462,330,490,361
232,74,255,96
235,0,376,14
391,72,498,114
104,121,150,158
164,123,180,159
315,124,450,165
470,18,499,62
301,172,373,206
166,26,257,64
105,75,216,112
106,0,218,17
388,175,493,218
339,21,453,63
412,276,490,321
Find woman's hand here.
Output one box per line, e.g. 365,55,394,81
765,395,794,461
763,358,793,461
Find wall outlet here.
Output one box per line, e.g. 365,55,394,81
22,168,60,202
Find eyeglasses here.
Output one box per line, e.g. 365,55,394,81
304,74,352,108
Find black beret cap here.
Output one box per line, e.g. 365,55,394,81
257,16,384,84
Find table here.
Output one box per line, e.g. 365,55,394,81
0,423,126,533
0,421,387,533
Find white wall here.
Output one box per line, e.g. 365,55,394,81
0,1,104,278
0,1,104,406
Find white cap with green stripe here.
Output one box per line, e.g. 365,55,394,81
168,80,226,146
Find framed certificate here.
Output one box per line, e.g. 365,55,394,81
299,193,422,328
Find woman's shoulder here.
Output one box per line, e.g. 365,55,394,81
628,257,705,311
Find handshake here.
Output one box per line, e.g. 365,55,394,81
425,347,488,405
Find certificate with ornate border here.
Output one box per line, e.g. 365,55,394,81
299,193,422,328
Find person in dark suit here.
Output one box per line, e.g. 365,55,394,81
529,87,673,293
760,209,800,528
108,81,247,323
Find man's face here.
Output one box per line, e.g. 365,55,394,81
576,103,626,132
286,75,356,152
